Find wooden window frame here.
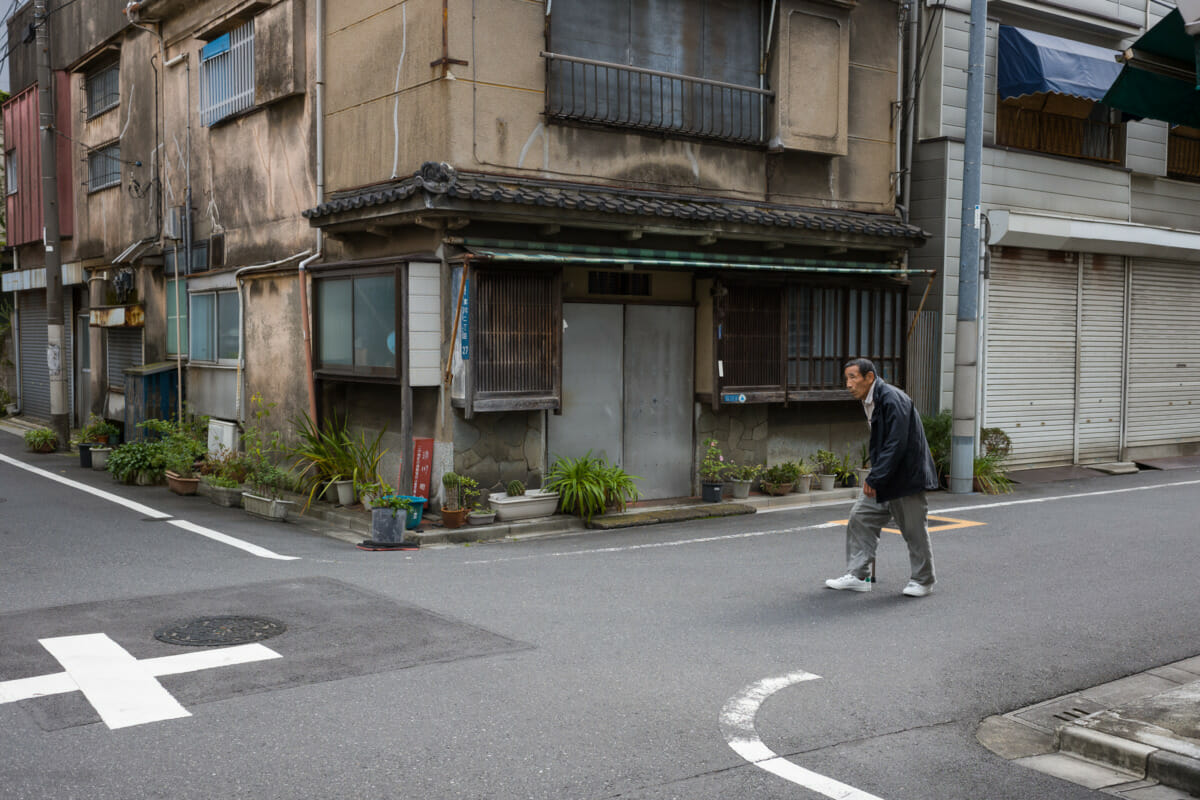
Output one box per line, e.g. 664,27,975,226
713,277,907,405
312,263,406,383
463,267,562,415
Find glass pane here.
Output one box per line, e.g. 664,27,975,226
317,279,352,366
77,316,90,370
166,278,188,355
190,293,215,361
353,275,396,369
217,291,240,360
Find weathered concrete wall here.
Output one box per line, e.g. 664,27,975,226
243,273,309,439
325,0,899,214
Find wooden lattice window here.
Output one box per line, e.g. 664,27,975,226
469,269,562,412
716,279,906,403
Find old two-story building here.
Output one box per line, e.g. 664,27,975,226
305,0,928,500
3,0,317,443
911,0,1200,468
5,0,927,502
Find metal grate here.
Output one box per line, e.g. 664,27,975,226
544,53,770,145
87,144,121,192
475,271,557,396
722,284,784,388
200,21,255,126
85,62,120,118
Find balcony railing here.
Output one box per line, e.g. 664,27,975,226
995,103,1122,165
542,52,772,146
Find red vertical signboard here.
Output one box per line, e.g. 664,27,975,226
410,438,434,501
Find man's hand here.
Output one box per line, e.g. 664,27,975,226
863,481,876,498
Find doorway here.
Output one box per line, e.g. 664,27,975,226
547,303,694,499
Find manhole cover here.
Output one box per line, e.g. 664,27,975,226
154,616,287,647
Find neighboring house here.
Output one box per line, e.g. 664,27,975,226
1,0,315,439
305,0,927,499
910,0,1200,468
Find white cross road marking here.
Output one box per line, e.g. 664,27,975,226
721,671,887,800
0,634,281,730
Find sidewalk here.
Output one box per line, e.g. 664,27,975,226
978,658,1200,798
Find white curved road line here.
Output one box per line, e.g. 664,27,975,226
0,454,299,561
721,671,886,800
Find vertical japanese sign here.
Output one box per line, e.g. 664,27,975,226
411,438,434,500
460,277,470,360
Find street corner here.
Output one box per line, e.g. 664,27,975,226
0,576,533,731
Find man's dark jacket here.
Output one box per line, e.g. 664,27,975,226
865,377,939,503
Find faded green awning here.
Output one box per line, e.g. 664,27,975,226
1103,9,1200,127
455,238,931,276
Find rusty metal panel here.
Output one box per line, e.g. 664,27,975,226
2,86,41,246
89,305,145,328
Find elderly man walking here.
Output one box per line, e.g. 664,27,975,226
825,358,940,597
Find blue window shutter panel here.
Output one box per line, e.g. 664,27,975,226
201,33,230,61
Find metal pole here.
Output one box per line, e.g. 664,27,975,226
950,0,986,493
35,0,69,448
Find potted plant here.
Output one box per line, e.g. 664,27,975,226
164,444,201,495
724,462,761,499
698,438,726,502
24,428,58,454
488,477,562,523
814,449,840,491
369,493,414,543
202,473,244,507
539,453,635,523
355,478,387,509
467,501,497,526
760,462,799,496
856,444,871,489
439,471,477,529
289,412,386,510
80,413,119,445
836,452,860,488
793,459,814,493
241,394,294,521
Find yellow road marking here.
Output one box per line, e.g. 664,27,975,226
829,515,986,534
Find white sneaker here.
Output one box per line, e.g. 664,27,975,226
825,574,872,592
902,581,933,597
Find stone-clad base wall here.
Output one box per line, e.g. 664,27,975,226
453,410,545,495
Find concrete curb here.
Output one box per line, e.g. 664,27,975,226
1147,749,1200,796
1056,724,1154,777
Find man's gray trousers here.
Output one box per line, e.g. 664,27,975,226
845,492,935,586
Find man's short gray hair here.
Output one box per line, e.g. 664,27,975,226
843,358,877,379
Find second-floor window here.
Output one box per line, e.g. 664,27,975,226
545,0,768,144
87,144,121,192
85,61,120,118
200,20,255,126
995,97,1124,165
5,150,16,195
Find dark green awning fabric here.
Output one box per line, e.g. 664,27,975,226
457,239,932,276
1103,9,1200,128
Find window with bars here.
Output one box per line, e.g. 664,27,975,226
86,62,120,118
200,21,255,126
314,267,400,379
469,269,561,412
719,281,906,400
87,144,121,192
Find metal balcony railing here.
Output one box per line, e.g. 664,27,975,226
542,52,772,146
996,103,1122,165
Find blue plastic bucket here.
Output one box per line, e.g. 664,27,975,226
398,495,426,529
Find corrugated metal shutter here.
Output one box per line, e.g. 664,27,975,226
17,291,50,419
983,248,1078,467
1126,259,1200,447
15,290,73,421
107,327,143,390
1076,254,1124,462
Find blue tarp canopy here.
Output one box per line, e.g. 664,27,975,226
998,26,1123,101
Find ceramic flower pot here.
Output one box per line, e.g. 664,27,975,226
166,471,201,496
727,479,753,499
817,473,837,491
793,474,813,493
441,507,468,529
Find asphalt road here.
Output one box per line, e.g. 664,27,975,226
2,435,1198,800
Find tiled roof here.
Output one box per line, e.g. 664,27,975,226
304,162,927,243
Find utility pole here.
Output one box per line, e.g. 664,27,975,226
35,0,69,449
950,0,986,493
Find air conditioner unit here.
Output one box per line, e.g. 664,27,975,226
208,419,240,457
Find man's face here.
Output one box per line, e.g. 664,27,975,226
844,365,875,401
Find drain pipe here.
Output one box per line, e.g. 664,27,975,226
234,250,312,424
296,0,324,426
